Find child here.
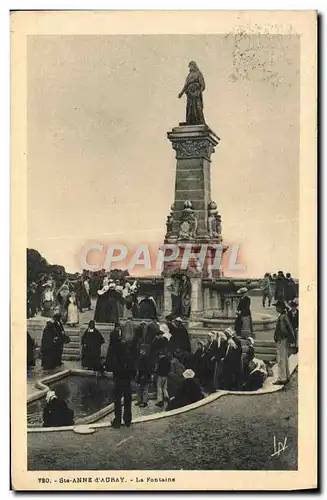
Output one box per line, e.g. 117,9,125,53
135,348,151,408
155,348,171,408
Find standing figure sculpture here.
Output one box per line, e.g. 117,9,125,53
178,61,206,125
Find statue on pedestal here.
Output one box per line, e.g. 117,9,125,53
165,204,175,239
178,200,198,241
178,61,206,125
207,200,222,240
166,273,192,319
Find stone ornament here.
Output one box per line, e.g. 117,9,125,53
207,200,223,241
178,200,198,241
165,204,176,239
171,138,215,159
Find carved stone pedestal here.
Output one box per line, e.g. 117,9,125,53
162,123,224,321
165,124,220,244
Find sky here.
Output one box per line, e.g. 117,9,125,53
27,34,299,278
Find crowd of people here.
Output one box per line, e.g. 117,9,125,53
28,311,275,429
27,274,92,322
27,272,163,326
260,271,297,308
26,273,299,429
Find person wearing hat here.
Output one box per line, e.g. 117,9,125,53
235,287,254,339
273,300,296,385
43,390,74,428
166,368,204,411
41,282,55,318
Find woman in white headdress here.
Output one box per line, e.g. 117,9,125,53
222,327,243,390
166,368,204,411
205,331,228,392
56,282,70,324
43,390,74,428
67,291,79,326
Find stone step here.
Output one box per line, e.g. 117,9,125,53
65,341,80,349
255,346,276,355
256,353,276,362
63,347,80,356
66,335,80,341
62,354,81,361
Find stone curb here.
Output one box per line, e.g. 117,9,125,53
27,354,298,434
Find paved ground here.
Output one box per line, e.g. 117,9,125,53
28,370,297,471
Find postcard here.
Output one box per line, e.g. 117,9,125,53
11,10,317,491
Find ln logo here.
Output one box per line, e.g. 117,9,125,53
271,436,288,457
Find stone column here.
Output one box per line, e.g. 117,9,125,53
189,277,204,326
211,290,220,318
203,287,211,318
167,124,220,243
163,277,172,318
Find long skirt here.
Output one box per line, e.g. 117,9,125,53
212,360,223,390
67,304,79,325
81,346,103,371
41,345,62,369
42,300,54,318
241,315,253,339
58,304,68,324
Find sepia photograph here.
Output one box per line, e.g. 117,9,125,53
10,10,317,491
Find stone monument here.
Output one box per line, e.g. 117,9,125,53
162,61,225,324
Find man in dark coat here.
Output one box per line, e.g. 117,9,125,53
109,335,137,428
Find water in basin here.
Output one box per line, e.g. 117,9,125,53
27,374,115,427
